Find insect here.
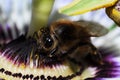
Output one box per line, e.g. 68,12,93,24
0,19,108,80
49,19,108,64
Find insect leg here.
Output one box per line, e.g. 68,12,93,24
73,42,104,66
86,43,104,66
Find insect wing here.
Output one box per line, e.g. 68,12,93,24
75,21,108,37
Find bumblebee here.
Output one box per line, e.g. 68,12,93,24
48,19,108,65
2,19,108,66
0,19,108,79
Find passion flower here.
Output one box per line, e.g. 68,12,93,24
0,0,120,80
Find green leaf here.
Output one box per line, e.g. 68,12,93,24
59,0,117,16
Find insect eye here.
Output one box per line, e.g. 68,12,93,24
42,35,53,48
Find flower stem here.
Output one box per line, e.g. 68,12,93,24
28,0,54,36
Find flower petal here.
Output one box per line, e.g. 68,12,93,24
96,47,120,79
59,0,117,16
